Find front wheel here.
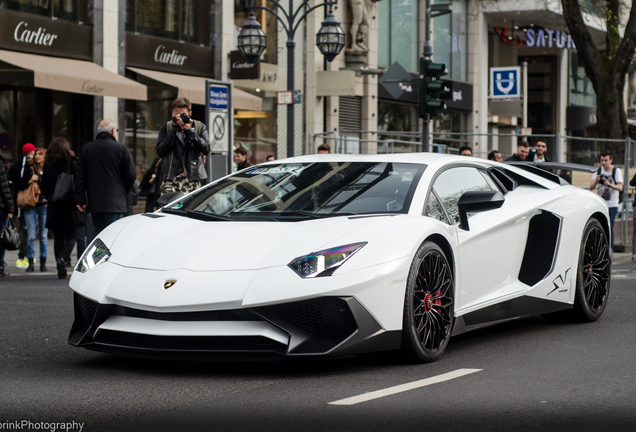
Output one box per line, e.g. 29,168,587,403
572,218,611,321
401,241,454,363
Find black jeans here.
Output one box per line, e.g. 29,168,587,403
52,226,77,264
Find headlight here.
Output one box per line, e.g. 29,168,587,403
76,238,112,273
288,242,367,278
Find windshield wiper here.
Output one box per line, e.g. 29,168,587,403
162,207,230,221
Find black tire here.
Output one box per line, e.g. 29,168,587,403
401,241,454,363
572,218,611,321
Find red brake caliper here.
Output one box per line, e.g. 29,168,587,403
422,291,442,312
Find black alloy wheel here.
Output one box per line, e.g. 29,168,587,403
573,218,611,321
401,241,454,362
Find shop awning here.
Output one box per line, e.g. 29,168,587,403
128,67,262,111
0,49,147,100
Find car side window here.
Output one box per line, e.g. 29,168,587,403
424,192,448,223
431,167,494,224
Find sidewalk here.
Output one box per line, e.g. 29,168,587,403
2,239,77,277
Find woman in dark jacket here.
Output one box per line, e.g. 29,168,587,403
0,155,15,277
41,138,78,279
140,157,160,212
17,145,48,272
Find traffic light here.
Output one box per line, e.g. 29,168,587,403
419,58,449,118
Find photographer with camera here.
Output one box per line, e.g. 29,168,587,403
156,97,210,195
590,152,623,250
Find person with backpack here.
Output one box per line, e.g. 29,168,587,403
590,152,623,250
156,97,210,195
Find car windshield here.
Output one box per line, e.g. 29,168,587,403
164,162,425,221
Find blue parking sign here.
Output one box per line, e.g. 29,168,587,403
490,66,520,99
209,86,229,110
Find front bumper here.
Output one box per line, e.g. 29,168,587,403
68,293,401,358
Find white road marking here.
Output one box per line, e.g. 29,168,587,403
328,368,482,406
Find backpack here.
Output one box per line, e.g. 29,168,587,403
597,166,623,203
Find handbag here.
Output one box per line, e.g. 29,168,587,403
17,181,41,210
0,218,20,250
51,162,75,205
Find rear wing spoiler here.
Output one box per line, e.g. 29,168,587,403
505,161,597,185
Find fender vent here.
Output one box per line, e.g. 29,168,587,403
519,212,561,286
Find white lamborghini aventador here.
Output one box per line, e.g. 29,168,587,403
68,153,611,362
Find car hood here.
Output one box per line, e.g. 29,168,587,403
106,213,386,271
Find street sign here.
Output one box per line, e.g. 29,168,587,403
490,66,520,99
206,80,233,178
277,90,293,105
209,85,229,110
293,89,302,104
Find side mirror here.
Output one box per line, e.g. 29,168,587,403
457,191,505,231
156,191,185,208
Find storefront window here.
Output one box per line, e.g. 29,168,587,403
234,97,276,164
432,0,467,81
0,89,36,161
126,0,206,44
568,50,596,106
377,0,418,72
1,0,83,22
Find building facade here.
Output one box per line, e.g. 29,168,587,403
1,0,629,175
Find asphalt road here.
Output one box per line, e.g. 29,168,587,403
1,261,635,432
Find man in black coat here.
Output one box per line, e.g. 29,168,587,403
75,119,136,238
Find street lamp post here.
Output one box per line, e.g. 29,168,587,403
238,0,345,158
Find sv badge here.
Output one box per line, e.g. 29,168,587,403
547,268,570,296
164,279,177,289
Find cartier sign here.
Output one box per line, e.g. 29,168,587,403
126,33,214,76
14,21,59,47
229,51,260,80
0,9,92,60
154,45,188,66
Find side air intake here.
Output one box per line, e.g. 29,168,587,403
518,211,561,286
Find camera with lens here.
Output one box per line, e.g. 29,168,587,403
599,174,609,184
172,113,192,126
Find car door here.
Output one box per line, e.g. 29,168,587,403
426,165,531,311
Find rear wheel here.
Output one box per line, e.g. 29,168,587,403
573,218,611,321
401,242,454,363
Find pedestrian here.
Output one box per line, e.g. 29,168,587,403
75,119,137,238
590,152,623,250
459,146,472,156
265,154,275,162
527,140,551,162
0,153,14,277
317,144,330,154
629,172,636,261
41,138,81,279
506,141,530,161
140,157,161,212
488,150,503,161
17,144,48,272
234,147,253,170
7,146,31,269
156,97,210,194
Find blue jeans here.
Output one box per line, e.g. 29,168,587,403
91,212,124,239
24,205,48,259
0,209,7,262
608,206,618,251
